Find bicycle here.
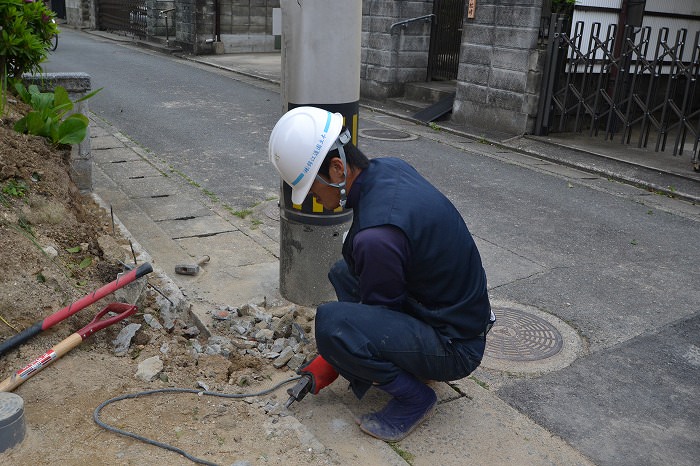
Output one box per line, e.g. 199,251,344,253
49,18,58,51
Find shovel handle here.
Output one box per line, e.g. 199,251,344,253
0,303,137,392
77,303,137,339
0,263,152,356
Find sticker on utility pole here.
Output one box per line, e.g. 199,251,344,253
468,0,476,19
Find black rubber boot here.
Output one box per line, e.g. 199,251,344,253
358,372,437,442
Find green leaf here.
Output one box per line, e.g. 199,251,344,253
30,91,53,113
13,115,28,133
56,114,88,145
66,246,81,253
78,257,92,269
75,87,103,103
52,86,73,117
14,82,31,103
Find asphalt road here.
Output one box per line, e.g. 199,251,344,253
43,28,700,466
44,28,282,211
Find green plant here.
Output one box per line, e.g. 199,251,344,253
202,188,219,203
0,0,57,78
13,82,101,146
389,443,415,463
2,178,28,198
469,375,489,390
231,209,253,219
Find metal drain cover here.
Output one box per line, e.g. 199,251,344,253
480,300,584,374
358,128,418,141
486,307,563,361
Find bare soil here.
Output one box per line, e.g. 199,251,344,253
0,99,333,465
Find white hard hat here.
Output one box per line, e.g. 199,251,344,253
269,106,344,205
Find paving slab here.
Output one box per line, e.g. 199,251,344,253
91,134,126,150
134,195,212,222
174,231,280,308
175,231,277,267
116,176,181,199
97,158,162,181
92,146,145,163
158,215,238,239
292,383,409,466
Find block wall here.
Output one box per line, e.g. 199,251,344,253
361,0,433,100
452,0,546,135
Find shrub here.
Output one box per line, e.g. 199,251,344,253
0,0,58,78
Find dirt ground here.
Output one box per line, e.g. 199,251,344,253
0,99,334,465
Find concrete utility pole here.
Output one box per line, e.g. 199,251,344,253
278,0,362,306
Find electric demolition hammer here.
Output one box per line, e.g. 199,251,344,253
285,355,339,408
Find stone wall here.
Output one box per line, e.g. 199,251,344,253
65,0,95,29
220,0,277,34
147,0,176,38
216,0,279,53
174,0,212,53
361,0,433,100
451,0,546,135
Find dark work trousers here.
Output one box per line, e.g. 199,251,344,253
315,260,486,399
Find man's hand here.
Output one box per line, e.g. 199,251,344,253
298,354,339,394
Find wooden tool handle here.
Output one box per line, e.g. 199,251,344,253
0,334,82,392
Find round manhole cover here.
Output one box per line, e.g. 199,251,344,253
480,300,584,375
485,307,563,361
359,128,418,141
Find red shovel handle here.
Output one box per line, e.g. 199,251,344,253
77,303,137,339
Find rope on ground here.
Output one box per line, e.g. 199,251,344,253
93,376,303,466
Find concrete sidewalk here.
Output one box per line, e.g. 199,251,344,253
85,41,699,466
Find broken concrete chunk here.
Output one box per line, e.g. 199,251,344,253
254,328,274,343
286,353,306,371
135,356,163,382
143,313,163,330
271,314,294,339
112,323,142,356
273,347,294,368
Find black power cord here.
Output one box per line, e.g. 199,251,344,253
93,376,303,466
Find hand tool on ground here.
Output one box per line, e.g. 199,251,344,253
0,262,152,357
175,255,210,276
0,303,137,392
285,354,339,408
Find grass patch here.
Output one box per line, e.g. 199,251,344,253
469,375,489,390
389,443,415,464
202,188,219,203
231,209,253,219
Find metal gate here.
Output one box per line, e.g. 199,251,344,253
427,0,465,81
536,15,700,170
97,0,147,38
